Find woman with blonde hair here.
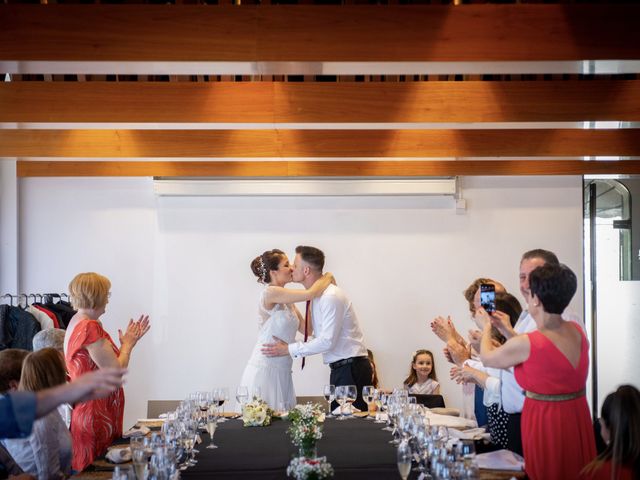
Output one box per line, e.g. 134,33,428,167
64,272,150,472
1,348,72,479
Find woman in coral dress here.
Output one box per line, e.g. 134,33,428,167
480,263,596,480
64,272,150,472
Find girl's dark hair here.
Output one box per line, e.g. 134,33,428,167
250,249,285,284
582,385,640,480
403,349,437,387
529,263,577,315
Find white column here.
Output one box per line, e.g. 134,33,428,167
0,159,19,295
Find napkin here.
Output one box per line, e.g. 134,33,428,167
123,425,150,438
475,449,524,471
332,404,361,415
106,446,132,464
447,427,490,441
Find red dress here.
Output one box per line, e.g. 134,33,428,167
514,322,596,480
65,319,125,472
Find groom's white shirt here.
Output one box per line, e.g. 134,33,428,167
288,284,367,364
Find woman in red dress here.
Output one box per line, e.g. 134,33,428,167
480,263,596,480
64,272,150,472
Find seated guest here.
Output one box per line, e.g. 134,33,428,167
0,350,30,394
2,349,72,479
403,349,440,395
64,272,150,472
32,329,66,353
33,329,72,428
480,264,596,479
450,292,522,449
581,385,640,480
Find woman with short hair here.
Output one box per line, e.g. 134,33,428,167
64,272,150,472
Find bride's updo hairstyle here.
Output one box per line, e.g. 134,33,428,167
251,249,285,284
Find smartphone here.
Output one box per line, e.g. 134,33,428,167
480,284,496,313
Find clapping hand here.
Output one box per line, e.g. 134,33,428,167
430,315,458,343
446,339,470,366
468,329,482,353
118,315,150,348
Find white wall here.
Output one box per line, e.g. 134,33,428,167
16,175,583,428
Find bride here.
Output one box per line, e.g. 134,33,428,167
240,249,333,410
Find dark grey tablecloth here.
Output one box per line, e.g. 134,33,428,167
182,417,400,479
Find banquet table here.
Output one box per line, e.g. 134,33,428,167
74,416,524,480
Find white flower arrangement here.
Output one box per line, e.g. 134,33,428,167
286,403,325,454
286,456,334,480
242,398,273,427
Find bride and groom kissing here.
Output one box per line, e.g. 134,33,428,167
240,245,372,412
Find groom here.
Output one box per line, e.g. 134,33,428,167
262,245,372,412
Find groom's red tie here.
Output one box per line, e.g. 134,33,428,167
302,300,310,370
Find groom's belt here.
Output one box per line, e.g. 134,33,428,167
329,356,368,370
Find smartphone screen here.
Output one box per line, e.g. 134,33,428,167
480,284,496,313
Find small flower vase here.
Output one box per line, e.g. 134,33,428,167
298,440,317,459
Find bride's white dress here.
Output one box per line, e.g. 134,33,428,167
239,288,298,410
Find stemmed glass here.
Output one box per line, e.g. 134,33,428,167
362,385,374,419
323,384,336,418
235,386,248,411
335,385,347,420
373,390,385,423
206,409,219,449
397,440,412,480
345,385,357,418
218,387,229,422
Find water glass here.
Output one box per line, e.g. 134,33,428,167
362,385,374,418
323,384,336,417
397,440,412,480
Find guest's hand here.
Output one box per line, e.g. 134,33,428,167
446,339,470,366
443,346,454,364
450,365,473,385
431,315,456,343
489,310,516,340
261,336,290,357
324,272,337,285
119,315,150,348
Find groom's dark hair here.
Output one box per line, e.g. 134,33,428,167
295,245,325,272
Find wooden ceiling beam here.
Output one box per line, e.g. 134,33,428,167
1,4,638,62
1,81,639,123
2,129,639,158
16,160,640,178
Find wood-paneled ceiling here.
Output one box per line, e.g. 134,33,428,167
1,0,639,177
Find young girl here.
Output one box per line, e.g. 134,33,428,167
403,349,440,395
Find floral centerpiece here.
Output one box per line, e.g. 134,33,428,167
242,398,273,427
286,456,334,480
286,403,325,458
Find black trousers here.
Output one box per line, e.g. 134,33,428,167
329,356,374,412
506,412,524,456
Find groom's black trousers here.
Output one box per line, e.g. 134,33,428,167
329,356,374,412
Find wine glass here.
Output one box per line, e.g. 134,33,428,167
397,439,412,480
345,385,357,418
218,387,229,422
335,385,347,420
206,409,219,449
235,386,248,410
362,385,374,418
323,384,336,418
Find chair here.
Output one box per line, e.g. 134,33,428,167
147,400,181,418
410,394,446,409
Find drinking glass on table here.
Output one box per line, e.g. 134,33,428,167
205,409,219,449
132,447,148,480
345,385,357,418
323,384,336,417
218,387,230,422
373,389,385,423
335,385,347,420
362,385,374,418
397,439,412,480
236,386,248,409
